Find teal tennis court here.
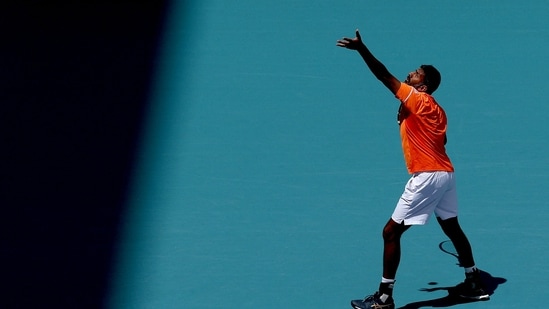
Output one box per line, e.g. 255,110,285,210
107,1,548,308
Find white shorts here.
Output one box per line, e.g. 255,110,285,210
391,171,458,225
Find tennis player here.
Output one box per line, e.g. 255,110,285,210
337,29,489,309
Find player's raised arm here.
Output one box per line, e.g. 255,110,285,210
337,29,401,95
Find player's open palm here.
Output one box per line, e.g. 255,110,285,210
336,29,363,50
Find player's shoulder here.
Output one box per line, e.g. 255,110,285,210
395,83,415,102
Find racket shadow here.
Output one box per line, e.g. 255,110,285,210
397,241,507,309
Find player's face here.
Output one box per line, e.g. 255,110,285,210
404,68,426,88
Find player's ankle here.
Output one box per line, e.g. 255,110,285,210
378,278,395,298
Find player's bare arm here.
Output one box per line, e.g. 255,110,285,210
337,29,401,95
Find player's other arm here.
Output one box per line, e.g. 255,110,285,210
337,29,401,95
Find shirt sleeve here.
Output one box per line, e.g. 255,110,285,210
395,83,414,103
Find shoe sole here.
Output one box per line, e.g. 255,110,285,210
351,304,395,309
459,293,490,301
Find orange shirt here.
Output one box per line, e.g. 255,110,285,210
395,83,454,174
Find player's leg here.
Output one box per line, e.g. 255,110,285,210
434,173,489,300
351,219,407,309
352,173,439,309
379,219,410,298
437,217,475,267
437,217,489,299
381,219,410,290
382,173,442,297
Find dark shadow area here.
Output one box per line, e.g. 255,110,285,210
398,270,507,308
398,241,507,308
0,2,172,308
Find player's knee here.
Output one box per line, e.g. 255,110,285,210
383,219,409,242
439,217,466,239
382,224,397,242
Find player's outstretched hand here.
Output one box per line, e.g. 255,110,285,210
336,29,363,50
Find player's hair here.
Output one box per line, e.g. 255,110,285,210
420,64,441,94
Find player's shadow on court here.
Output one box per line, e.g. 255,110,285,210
398,270,506,308
398,240,507,309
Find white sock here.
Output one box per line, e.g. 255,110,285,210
464,266,477,273
379,277,395,303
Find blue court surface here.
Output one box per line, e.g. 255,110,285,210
107,1,548,308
